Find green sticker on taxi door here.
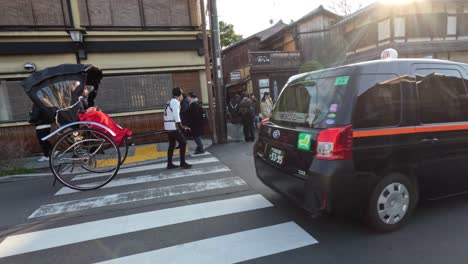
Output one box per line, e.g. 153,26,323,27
297,133,312,151
335,76,350,86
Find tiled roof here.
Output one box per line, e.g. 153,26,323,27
334,3,378,27
222,20,287,52
334,0,458,27
255,20,288,41
296,5,341,24
260,6,341,45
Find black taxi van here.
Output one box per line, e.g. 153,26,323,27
254,59,468,232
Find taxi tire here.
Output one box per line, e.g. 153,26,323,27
365,173,418,233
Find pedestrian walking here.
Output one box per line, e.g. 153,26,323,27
164,87,192,170
238,92,255,142
175,94,189,150
260,92,274,119
180,93,189,126
227,94,242,141
187,92,205,154
250,93,260,129
28,104,53,162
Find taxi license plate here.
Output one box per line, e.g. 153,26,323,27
269,147,285,166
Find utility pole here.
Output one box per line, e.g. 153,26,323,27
209,0,227,143
200,0,217,143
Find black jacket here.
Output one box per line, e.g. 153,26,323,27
228,99,241,124
187,100,205,137
28,104,52,126
180,99,190,126
238,97,255,119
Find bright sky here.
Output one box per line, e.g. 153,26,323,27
218,0,377,37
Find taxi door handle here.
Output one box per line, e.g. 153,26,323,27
421,137,439,143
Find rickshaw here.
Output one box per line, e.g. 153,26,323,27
22,64,130,191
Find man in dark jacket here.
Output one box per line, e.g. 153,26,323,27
187,92,205,154
228,94,241,125
28,104,53,162
227,94,242,141
180,93,189,126
250,93,260,129
238,92,255,142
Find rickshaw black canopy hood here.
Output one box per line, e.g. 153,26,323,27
22,64,102,126
21,64,102,92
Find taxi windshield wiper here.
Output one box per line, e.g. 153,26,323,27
309,83,322,128
309,108,322,128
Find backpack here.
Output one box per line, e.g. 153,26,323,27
238,98,253,116
164,100,173,118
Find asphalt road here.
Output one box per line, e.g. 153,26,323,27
0,141,468,263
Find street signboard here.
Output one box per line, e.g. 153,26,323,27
230,71,241,81
254,54,271,65
259,79,269,88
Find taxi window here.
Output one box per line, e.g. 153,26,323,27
353,74,401,129
416,69,468,124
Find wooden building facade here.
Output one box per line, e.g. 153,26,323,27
307,1,468,64
0,0,209,158
222,1,468,116
222,7,340,109
222,21,288,104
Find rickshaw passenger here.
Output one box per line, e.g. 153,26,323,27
79,85,94,111
78,85,132,146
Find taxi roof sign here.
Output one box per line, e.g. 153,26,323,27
381,48,398,60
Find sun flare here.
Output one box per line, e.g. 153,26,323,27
379,0,419,5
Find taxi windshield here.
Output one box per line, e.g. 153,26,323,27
270,77,348,128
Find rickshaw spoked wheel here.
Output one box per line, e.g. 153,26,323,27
83,131,129,170
119,137,129,165
49,128,121,191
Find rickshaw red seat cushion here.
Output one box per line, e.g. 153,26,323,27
78,110,132,146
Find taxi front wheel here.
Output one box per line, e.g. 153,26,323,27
366,173,418,232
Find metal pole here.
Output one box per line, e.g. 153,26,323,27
209,0,227,143
200,0,218,143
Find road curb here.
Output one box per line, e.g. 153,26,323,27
0,144,213,184
0,173,52,184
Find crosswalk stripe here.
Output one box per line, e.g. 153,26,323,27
71,157,220,181
0,195,273,258
97,222,318,264
55,165,231,196
29,177,247,218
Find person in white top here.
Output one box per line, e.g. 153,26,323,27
164,87,192,169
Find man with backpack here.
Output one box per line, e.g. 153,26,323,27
164,87,192,170
238,91,255,142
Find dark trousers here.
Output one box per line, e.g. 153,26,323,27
167,130,187,165
242,116,255,141
36,127,51,157
254,115,259,129
193,136,204,151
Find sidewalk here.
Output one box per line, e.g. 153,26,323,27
0,138,212,181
